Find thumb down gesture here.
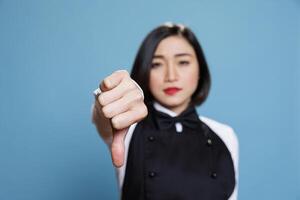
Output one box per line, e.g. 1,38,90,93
93,70,148,167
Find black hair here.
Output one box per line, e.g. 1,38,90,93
130,23,211,107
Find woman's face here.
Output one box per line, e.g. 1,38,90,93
149,36,199,114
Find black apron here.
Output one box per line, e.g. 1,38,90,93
122,103,235,200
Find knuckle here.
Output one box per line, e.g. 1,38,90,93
101,106,112,118
134,104,148,120
132,90,143,102
103,78,111,89
111,116,121,129
140,104,148,118
98,94,105,106
136,91,144,101
127,81,136,91
142,104,148,117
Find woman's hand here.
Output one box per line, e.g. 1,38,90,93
93,70,148,167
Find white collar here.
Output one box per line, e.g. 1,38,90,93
152,101,184,132
153,101,178,117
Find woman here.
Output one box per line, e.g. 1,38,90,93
92,23,239,200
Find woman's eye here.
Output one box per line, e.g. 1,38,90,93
151,62,162,68
178,60,190,66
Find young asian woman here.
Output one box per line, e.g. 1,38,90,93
92,23,239,200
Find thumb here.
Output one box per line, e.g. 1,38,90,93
110,127,128,168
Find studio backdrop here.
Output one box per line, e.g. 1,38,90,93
0,1,299,199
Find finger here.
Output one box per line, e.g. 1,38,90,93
101,89,143,118
99,70,129,92
111,128,128,167
98,76,137,106
111,104,148,130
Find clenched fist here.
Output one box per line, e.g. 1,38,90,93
92,70,148,167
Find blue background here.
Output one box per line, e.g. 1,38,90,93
0,0,299,199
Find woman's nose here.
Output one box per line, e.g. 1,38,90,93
165,63,178,82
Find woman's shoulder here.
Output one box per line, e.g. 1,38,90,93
199,116,239,169
199,116,238,145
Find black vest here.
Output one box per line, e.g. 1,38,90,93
122,104,235,200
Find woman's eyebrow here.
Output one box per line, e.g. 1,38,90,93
153,53,192,59
175,53,192,57
153,55,164,59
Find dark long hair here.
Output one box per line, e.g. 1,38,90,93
131,23,211,107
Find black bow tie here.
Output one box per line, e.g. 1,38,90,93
154,106,199,131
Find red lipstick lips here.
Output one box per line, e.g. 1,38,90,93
163,87,182,95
